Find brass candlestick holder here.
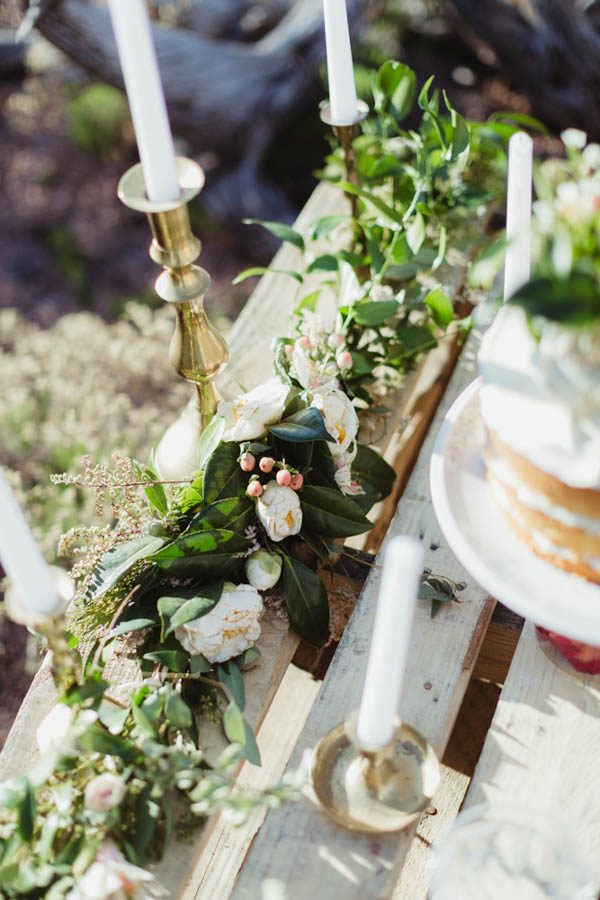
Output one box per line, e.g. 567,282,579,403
320,100,369,217
312,711,440,833
118,158,228,477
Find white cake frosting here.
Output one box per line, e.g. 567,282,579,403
479,306,600,489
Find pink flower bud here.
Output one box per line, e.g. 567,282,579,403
259,457,275,473
284,344,294,357
297,336,311,351
290,474,304,490
247,481,264,498
337,350,353,370
328,333,345,350
240,453,256,472
276,469,292,487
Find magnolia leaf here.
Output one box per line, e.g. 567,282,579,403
282,555,329,647
157,581,223,639
223,701,261,766
424,286,454,331
352,445,396,498
218,661,245,711
186,496,253,534
300,485,373,537
243,219,305,251
269,407,330,443
87,535,166,600
203,442,246,504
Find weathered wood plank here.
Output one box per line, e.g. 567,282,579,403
463,621,600,871
231,342,496,900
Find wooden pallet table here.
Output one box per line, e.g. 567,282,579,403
4,180,598,900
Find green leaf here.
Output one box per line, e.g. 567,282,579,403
354,299,399,327
308,214,348,239
509,274,600,326
17,782,35,843
374,60,417,121
424,286,454,330
78,725,137,762
352,445,396,499
165,691,193,730
131,702,156,737
406,212,426,255
203,442,246,504
143,649,189,672
87,535,166,599
134,785,157,860
341,183,403,229
223,702,261,766
111,617,157,638
281,556,329,647
63,675,110,708
233,267,304,285
236,646,261,669
307,254,339,273
196,415,226,472
269,407,330,443
157,581,223,639
97,701,129,735
294,290,321,316
300,485,373,537
243,219,305,251
218,661,245,711
187,496,253,534
190,654,212,674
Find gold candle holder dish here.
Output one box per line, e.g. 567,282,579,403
118,158,228,446
312,711,441,833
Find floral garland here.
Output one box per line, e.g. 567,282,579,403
0,63,510,898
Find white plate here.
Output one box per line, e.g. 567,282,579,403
430,378,600,643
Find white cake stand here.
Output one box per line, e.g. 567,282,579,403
430,378,600,644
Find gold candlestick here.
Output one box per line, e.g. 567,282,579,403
311,710,440,833
320,100,369,217
118,158,228,474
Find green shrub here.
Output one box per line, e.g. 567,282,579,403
66,83,128,157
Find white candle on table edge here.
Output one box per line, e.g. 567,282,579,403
0,473,63,618
503,131,533,302
107,0,180,204
356,535,424,752
323,0,359,125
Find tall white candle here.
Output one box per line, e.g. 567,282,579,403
504,131,533,301
323,0,359,125
0,474,62,618
107,0,180,204
356,536,424,752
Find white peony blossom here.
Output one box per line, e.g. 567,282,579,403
310,386,359,454
245,550,282,590
175,583,263,664
218,378,289,442
36,703,75,756
256,481,302,542
67,841,156,899
84,774,126,813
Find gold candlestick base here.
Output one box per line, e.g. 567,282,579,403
311,711,440,833
320,100,369,216
118,158,228,478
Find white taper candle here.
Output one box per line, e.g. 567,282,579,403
107,0,180,204
0,473,62,618
504,131,533,301
356,535,424,752
323,0,359,125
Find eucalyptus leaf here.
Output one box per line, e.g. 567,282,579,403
223,701,261,765
165,691,193,730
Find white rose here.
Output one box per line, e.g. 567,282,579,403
245,550,282,590
218,378,288,442
310,386,359,454
175,582,263,664
84,773,126,813
256,481,302,543
67,841,156,899
36,703,74,756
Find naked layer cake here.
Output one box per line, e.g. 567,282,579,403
479,305,600,583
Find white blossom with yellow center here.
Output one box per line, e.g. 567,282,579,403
256,481,302,542
175,582,263,664
218,378,289,442
310,386,359,454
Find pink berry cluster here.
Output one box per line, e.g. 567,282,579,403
239,452,304,498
